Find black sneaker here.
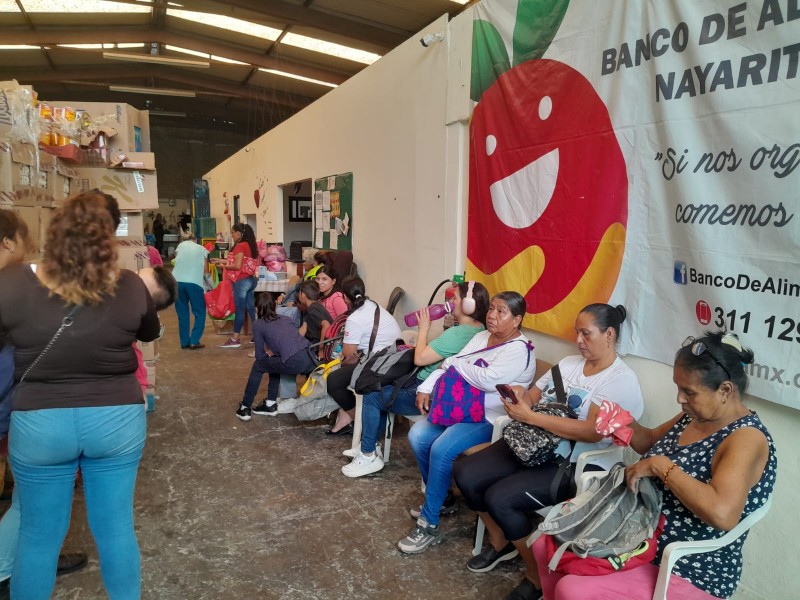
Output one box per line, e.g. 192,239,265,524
235,404,252,421
466,542,519,573
409,490,459,519
252,400,278,416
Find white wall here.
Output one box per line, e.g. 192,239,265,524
204,8,795,598
206,14,462,314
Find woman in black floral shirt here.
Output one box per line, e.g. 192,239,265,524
533,331,776,600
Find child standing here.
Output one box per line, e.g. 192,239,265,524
235,293,318,421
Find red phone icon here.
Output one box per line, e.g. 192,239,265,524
696,301,711,325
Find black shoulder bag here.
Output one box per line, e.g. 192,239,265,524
502,364,579,503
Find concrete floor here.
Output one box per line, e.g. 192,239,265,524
42,309,525,599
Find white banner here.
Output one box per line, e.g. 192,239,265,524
467,0,800,408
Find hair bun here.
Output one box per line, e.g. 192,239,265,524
615,305,627,323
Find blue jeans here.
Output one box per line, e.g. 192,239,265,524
276,306,302,328
360,382,420,454
241,350,317,407
9,404,146,600
408,418,493,526
175,282,207,347
281,282,300,306
0,486,19,581
232,276,256,334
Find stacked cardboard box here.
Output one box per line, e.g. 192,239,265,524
1,84,163,409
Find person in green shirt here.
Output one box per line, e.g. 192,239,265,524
342,281,491,478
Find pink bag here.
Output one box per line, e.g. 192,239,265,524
225,255,258,281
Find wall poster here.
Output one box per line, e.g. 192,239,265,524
314,172,352,251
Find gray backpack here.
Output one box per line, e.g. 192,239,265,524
537,462,662,572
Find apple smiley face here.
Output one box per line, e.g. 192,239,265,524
467,59,628,337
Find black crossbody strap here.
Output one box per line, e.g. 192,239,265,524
551,364,566,404
20,305,82,383
367,303,380,355
549,363,575,503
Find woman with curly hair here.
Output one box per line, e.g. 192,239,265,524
0,192,160,599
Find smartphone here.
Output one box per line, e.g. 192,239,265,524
495,384,518,404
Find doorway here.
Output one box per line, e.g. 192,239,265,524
281,179,313,257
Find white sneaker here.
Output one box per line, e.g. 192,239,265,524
343,443,382,460
341,451,384,478
277,398,298,414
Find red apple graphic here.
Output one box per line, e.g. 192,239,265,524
467,59,628,337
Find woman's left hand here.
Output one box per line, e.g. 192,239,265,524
417,306,432,332
625,456,670,492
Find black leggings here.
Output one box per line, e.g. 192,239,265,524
326,363,358,411
453,439,578,542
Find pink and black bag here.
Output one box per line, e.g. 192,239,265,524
428,339,533,427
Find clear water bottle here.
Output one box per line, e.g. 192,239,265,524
404,302,454,327
332,341,343,360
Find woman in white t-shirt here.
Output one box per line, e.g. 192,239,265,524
325,276,401,435
452,304,644,600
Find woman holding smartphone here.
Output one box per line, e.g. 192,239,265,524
452,304,645,600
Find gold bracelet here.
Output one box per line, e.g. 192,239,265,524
662,463,679,489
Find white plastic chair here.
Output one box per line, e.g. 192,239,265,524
471,415,617,555
652,494,772,600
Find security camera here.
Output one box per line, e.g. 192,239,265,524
420,32,444,47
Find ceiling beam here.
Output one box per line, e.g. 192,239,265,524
1,26,352,85
202,0,408,49
0,65,315,109
151,0,167,29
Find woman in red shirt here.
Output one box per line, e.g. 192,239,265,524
215,224,258,349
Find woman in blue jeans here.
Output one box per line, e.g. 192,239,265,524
0,193,160,599
215,223,258,349
396,291,536,555
341,281,490,478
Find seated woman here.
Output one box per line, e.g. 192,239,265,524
234,292,317,421
341,281,490,478
326,276,402,435
532,331,776,600
397,291,536,555
453,304,644,600
316,265,348,321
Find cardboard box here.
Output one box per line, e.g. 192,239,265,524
136,339,158,362
0,142,58,207
39,143,81,163
9,205,51,254
117,243,150,271
1,142,37,192
144,360,156,387
47,159,77,205
116,212,144,240
109,151,155,171
49,101,150,153
73,166,158,211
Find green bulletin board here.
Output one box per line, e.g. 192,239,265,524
313,172,352,250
